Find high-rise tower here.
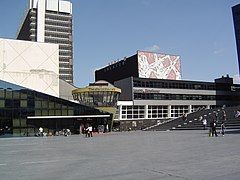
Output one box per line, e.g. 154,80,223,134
17,0,73,84
232,4,240,74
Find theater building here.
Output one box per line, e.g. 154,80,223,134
95,51,240,130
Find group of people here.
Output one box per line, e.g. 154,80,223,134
201,110,227,137
79,124,93,137
37,127,71,137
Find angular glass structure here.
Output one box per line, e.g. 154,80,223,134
0,80,110,137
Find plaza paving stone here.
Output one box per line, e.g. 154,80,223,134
0,130,240,180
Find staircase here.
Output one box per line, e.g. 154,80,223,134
145,105,240,131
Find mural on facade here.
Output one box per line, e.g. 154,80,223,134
138,51,181,80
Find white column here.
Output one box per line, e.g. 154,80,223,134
119,105,122,120
188,105,192,113
37,0,46,42
168,105,171,118
144,105,148,119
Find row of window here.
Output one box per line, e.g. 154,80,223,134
45,37,72,44
45,26,71,33
73,91,120,107
45,14,71,21
134,93,216,100
133,80,216,90
118,105,191,119
45,20,71,27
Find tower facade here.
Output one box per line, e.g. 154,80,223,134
232,4,240,74
17,0,73,84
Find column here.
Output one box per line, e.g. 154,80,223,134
118,105,122,120
188,105,192,113
144,105,148,119
168,105,171,118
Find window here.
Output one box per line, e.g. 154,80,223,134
20,100,27,108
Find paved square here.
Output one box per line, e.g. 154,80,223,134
0,131,240,180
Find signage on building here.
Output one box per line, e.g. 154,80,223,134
133,88,161,93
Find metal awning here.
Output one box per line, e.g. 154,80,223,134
27,115,110,119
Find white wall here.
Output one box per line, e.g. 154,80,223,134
0,38,60,97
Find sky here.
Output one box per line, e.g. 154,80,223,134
0,0,240,87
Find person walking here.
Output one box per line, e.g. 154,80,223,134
221,121,226,136
182,113,187,121
222,110,227,122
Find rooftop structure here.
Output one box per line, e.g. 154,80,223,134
95,51,181,84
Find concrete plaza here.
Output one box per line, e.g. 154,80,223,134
0,130,240,180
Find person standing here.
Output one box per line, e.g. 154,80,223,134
210,120,218,137
39,127,43,137
202,119,207,130
86,125,93,137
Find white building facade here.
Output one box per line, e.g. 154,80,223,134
0,38,59,97
113,76,240,130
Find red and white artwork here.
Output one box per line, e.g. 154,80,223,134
138,51,181,80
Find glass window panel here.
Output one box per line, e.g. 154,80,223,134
20,119,27,127
0,100,5,107
35,110,41,116
42,101,48,108
62,110,67,116
20,100,27,108
55,103,61,108
13,119,20,127
49,110,55,116
13,129,20,136
49,102,55,108
42,110,48,116
55,110,61,115
13,92,20,99
62,105,67,109
68,109,74,115
35,101,41,108
5,91,12,99
20,93,27,99
0,89,4,98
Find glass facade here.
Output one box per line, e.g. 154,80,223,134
0,80,109,137
73,91,120,107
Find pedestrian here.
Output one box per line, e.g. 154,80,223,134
214,111,219,122
86,125,93,137
39,127,43,137
210,120,218,137
222,110,227,122
85,126,89,137
182,113,187,121
221,121,226,136
202,118,207,130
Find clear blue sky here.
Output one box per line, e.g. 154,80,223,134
0,0,239,87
